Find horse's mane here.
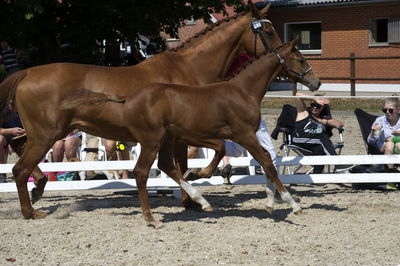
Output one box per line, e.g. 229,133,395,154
224,43,290,81
169,12,246,52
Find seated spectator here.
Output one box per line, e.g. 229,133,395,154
104,139,133,179
367,97,400,172
293,92,344,174
51,130,82,162
0,104,25,182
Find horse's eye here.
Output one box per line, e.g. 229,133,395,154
266,31,274,37
299,59,305,64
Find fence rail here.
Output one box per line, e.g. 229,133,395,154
304,54,400,96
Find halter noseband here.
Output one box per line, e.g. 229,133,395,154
273,48,312,80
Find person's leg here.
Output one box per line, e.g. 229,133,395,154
381,142,395,169
0,136,8,182
51,140,65,162
64,136,81,160
119,149,130,179
104,139,117,160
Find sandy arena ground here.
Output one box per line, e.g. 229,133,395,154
1,110,400,265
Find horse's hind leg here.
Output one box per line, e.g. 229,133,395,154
237,134,302,215
158,135,213,211
13,141,53,219
10,136,48,204
180,138,225,181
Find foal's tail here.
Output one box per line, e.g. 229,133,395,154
60,88,126,110
0,70,27,124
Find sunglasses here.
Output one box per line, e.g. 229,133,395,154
382,108,395,114
310,102,322,109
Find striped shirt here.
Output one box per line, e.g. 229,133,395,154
1,48,19,71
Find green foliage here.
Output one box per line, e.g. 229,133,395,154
0,0,246,65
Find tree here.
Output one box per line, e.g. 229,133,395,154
0,0,245,66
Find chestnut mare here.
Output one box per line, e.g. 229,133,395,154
0,3,282,220
73,39,320,227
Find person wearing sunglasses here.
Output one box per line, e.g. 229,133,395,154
367,97,400,172
292,92,344,173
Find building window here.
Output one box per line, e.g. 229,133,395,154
285,22,321,54
370,17,400,45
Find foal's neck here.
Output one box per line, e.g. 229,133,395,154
228,50,283,102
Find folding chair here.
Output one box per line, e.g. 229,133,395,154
271,104,344,174
354,108,382,155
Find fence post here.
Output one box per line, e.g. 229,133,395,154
350,52,356,96
292,82,297,96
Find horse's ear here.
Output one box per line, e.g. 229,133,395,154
290,36,299,50
259,3,271,17
249,0,261,19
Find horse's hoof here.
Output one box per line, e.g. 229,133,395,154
182,198,203,210
31,188,43,204
293,209,304,215
266,206,273,214
202,205,214,212
148,220,164,229
32,210,48,219
184,171,201,181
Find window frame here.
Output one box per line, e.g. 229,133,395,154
284,21,322,55
369,16,400,47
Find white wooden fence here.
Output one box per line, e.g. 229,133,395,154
1,154,399,193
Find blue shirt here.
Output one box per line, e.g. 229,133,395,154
367,115,400,149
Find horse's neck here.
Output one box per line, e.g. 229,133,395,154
229,52,282,102
178,14,251,84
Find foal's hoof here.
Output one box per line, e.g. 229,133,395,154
31,188,43,204
184,171,201,181
266,206,273,214
202,205,214,212
32,210,48,219
148,220,164,229
293,209,304,215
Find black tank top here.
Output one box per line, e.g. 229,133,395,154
294,114,326,138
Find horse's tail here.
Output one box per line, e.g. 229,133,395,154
0,70,27,125
60,88,126,110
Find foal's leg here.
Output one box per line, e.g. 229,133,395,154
177,137,226,181
10,136,48,204
237,134,302,214
12,141,53,219
158,135,213,211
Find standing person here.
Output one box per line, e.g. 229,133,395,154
367,97,400,172
0,41,21,76
104,139,131,179
293,92,344,174
220,118,277,184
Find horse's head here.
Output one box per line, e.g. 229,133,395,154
276,38,321,91
239,2,282,55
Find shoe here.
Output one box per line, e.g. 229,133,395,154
386,183,397,190
220,164,233,185
0,173,6,183
335,164,356,172
365,164,386,173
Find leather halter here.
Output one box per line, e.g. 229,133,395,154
273,47,312,80
251,19,273,55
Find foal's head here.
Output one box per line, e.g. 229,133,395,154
276,38,321,91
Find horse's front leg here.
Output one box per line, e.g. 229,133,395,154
158,135,213,211
10,136,48,204
237,134,302,215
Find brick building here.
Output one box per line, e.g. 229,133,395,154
165,0,399,92
257,0,400,92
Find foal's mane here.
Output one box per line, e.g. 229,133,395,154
170,12,245,52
